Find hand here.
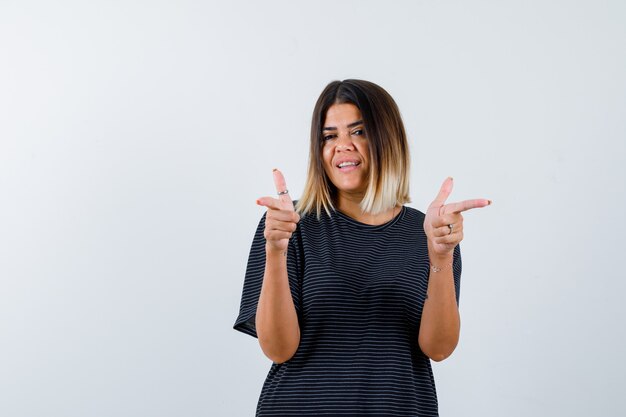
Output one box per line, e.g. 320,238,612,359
256,169,301,254
424,177,491,259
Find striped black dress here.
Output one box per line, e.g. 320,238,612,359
234,205,461,417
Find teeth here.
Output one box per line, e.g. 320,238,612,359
338,161,358,168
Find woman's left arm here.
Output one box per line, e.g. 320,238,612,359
418,177,490,362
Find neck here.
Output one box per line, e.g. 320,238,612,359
336,191,399,226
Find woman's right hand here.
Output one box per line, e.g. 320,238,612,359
256,169,301,255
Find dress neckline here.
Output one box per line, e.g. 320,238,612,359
332,205,406,231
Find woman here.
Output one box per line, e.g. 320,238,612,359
234,79,490,416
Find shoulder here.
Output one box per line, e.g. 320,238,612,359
293,200,332,230
402,205,425,223
293,199,326,225
395,206,427,236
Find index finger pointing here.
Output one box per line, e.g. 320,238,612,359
273,168,294,210
445,198,492,214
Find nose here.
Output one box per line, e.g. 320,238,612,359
335,131,355,151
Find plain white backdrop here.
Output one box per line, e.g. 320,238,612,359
1,1,625,416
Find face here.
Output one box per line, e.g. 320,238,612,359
321,103,370,199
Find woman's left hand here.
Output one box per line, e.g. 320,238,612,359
424,177,491,258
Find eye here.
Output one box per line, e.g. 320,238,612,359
352,129,365,136
322,133,337,141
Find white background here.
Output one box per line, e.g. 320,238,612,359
1,1,625,416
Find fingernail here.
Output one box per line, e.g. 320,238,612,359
487,199,492,205
450,176,454,181
272,168,278,172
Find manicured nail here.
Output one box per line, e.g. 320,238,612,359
487,199,492,205
272,168,278,172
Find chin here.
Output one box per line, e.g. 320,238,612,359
335,184,367,195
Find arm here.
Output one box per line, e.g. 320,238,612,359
418,252,459,362
256,246,300,364
255,169,301,364
420,177,490,361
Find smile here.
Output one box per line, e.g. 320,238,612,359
337,161,360,168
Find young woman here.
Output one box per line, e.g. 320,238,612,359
234,79,490,416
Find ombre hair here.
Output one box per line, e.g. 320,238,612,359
296,79,411,218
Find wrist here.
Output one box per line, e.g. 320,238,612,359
266,243,288,258
427,242,453,263
428,250,453,269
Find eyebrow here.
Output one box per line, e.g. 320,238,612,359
322,120,364,131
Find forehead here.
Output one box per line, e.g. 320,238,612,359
323,103,362,128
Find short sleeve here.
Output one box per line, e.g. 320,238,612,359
452,243,462,305
233,213,303,338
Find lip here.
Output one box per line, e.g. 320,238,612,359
334,158,361,168
337,164,360,173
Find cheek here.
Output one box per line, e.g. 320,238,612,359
358,144,370,164
322,147,334,170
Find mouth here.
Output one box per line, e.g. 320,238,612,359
336,160,361,170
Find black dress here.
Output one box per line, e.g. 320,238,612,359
234,205,461,416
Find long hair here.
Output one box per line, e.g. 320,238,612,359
296,79,411,218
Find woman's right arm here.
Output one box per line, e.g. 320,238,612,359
256,245,300,364
255,169,301,364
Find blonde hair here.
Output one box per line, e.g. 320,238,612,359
296,79,411,218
